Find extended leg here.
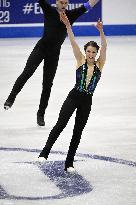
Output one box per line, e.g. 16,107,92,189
4,43,44,110
39,97,76,159
65,102,92,170
37,53,60,126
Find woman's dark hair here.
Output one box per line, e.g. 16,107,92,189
84,41,99,52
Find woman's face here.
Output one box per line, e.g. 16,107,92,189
85,46,98,64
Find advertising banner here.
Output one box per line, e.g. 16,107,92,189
0,0,101,25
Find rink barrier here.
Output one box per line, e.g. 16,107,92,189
0,24,136,38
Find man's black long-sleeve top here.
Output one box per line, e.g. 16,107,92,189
39,0,87,47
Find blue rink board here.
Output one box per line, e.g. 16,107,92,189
0,25,136,38
0,0,136,37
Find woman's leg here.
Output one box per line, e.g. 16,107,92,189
65,101,92,169
4,43,44,109
39,97,77,159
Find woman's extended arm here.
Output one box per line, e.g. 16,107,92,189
60,12,84,66
96,19,107,70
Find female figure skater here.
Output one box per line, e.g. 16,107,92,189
38,12,107,172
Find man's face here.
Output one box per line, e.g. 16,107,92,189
56,0,69,12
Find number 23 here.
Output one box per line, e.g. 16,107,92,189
0,11,10,23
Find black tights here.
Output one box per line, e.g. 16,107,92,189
6,40,60,116
39,95,92,169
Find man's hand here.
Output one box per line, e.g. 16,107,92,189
89,0,100,8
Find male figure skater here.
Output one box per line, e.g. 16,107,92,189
4,0,100,126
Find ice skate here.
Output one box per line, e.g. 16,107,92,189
37,112,45,126
37,156,47,163
4,98,15,110
65,166,76,173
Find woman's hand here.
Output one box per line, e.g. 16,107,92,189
95,18,103,32
95,19,107,71
59,12,71,28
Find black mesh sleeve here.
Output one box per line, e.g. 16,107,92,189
69,5,87,24
38,0,52,13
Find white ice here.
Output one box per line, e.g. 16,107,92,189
0,36,136,205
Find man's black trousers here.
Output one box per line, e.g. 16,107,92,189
7,40,60,116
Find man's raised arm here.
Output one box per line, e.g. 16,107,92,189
38,0,52,12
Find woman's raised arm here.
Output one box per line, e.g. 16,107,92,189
60,12,84,65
